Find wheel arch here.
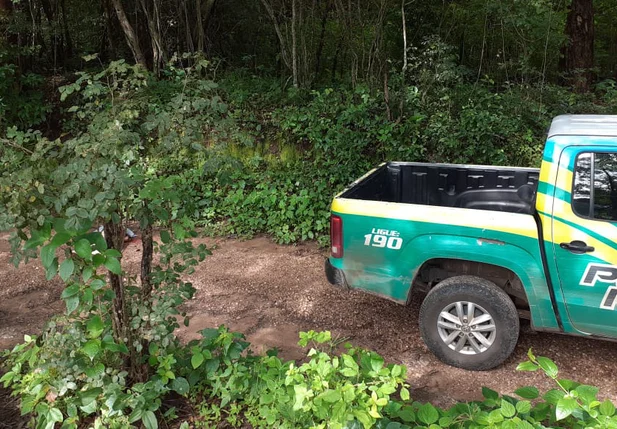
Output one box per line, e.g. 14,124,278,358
411,258,530,316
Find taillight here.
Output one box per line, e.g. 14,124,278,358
331,215,343,258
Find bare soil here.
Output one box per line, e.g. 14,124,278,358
2,232,617,427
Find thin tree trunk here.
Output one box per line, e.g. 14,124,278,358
197,0,216,52
398,0,407,122
103,221,128,343
562,0,594,92
182,0,195,53
60,0,73,59
291,0,299,87
101,0,116,61
110,0,147,68
259,0,292,71
138,0,165,75
314,0,331,77
195,0,205,52
140,224,153,298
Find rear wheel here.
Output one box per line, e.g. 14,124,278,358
419,275,519,370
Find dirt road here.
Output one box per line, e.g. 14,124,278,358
2,232,617,425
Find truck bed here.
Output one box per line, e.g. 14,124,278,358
341,162,540,215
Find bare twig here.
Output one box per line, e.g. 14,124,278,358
0,138,34,155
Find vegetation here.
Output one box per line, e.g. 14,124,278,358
2,0,617,427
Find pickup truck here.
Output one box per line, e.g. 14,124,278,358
325,114,617,370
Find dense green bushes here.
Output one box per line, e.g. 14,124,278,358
6,54,617,245
5,326,617,428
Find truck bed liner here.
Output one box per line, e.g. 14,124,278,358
341,162,540,215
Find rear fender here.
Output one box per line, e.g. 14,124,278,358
405,234,559,330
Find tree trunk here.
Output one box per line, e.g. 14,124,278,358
60,0,73,59
563,0,594,92
103,221,128,343
195,0,205,52
314,0,331,77
259,0,292,71
140,224,153,298
182,0,195,53
101,0,117,61
291,0,298,87
110,0,147,68
195,0,215,52
138,0,165,75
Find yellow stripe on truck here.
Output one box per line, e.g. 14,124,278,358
332,198,538,239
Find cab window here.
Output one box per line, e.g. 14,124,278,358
572,152,617,221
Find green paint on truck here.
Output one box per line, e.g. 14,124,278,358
325,115,617,370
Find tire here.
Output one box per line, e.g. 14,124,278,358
419,275,519,371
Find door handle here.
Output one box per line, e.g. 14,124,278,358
560,240,595,254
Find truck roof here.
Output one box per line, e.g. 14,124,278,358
549,114,617,138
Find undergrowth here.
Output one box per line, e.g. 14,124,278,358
4,328,616,428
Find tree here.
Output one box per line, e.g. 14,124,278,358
562,0,594,92
110,0,147,68
0,58,217,389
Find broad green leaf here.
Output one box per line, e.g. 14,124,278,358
40,244,57,268
600,400,616,416
48,407,63,422
90,279,106,290
500,399,516,418
398,406,415,422
391,364,402,377
82,339,101,360
191,352,204,369
320,389,341,403
61,284,80,299
82,266,94,282
160,230,171,244
514,386,539,399
85,363,105,378
575,384,599,403
50,233,71,248
482,387,499,400
171,377,189,395
104,257,121,275
103,341,129,354
65,295,80,314
400,387,410,401
488,409,504,424
544,389,565,405
516,400,531,414
83,287,93,305
371,356,384,372
536,356,558,378
92,254,105,267
46,258,58,280
516,361,538,372
82,232,107,251
87,315,104,338
556,396,577,420
142,410,159,429
417,403,439,425
59,259,75,281
75,239,92,260
353,410,372,428
105,249,121,258
340,368,357,377
79,387,102,406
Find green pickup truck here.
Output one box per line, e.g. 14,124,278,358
325,114,617,370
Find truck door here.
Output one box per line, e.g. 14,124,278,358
553,147,617,337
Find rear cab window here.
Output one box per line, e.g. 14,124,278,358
572,152,617,221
